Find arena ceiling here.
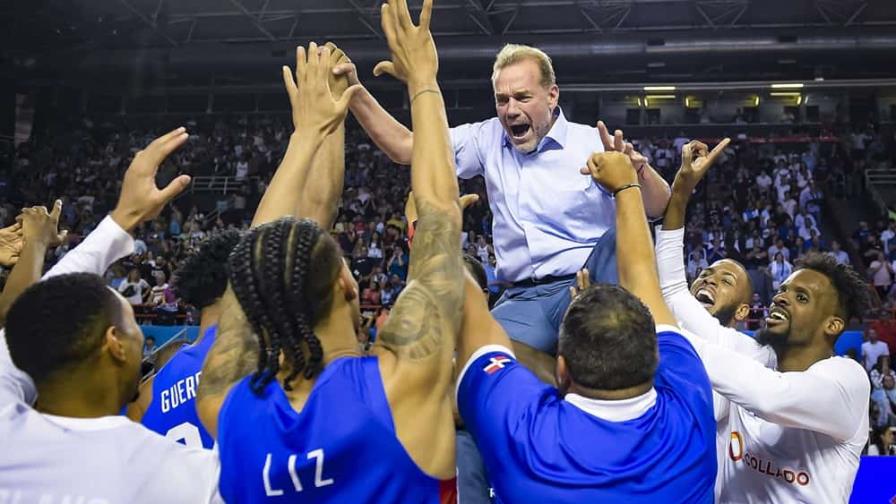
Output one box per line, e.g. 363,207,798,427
5,0,896,87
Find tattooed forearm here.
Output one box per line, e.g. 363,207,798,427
377,200,463,361
377,285,444,360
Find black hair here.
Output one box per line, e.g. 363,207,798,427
795,252,871,323
228,217,343,393
559,284,657,390
5,273,122,385
173,229,242,310
463,255,488,292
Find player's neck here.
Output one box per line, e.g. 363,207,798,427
196,303,223,344
313,302,365,364
34,368,123,418
775,340,832,372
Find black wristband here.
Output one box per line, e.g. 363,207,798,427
613,183,642,197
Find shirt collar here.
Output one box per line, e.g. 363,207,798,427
564,387,658,422
502,106,568,152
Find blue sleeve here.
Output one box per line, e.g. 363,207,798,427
457,348,552,445
450,122,486,179
654,329,714,410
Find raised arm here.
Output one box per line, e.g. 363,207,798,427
197,44,358,436
581,151,676,327
333,57,414,165
368,0,464,479
45,128,192,280
0,203,65,325
294,43,354,228
680,328,868,441
653,139,770,355
251,43,360,227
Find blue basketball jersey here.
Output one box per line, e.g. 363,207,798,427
217,356,456,503
457,327,717,504
141,326,217,449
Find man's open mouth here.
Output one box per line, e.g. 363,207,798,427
509,124,531,138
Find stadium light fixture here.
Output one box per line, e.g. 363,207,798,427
643,86,676,91
770,83,804,89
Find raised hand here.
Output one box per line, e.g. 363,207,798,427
674,138,731,194
282,42,361,136
372,0,437,89
0,222,23,267
326,42,360,97
20,200,67,248
597,121,648,173
580,151,638,194
111,127,193,232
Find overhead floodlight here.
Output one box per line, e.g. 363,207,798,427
646,94,676,99
643,86,676,91
770,83,804,89
770,92,801,97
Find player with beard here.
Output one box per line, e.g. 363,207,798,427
655,139,776,369
197,6,464,500
659,142,871,503
0,129,221,502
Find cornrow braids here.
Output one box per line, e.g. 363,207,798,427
228,217,341,394
286,219,325,382
228,226,279,392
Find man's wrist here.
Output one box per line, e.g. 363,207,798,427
408,79,439,97
109,209,141,234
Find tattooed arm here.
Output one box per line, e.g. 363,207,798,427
196,288,259,439
370,0,463,479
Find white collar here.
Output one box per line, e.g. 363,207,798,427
564,387,658,422
41,413,132,431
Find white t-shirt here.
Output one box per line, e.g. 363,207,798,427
656,227,778,502
862,340,890,371
657,227,869,504
0,216,222,503
709,355,868,504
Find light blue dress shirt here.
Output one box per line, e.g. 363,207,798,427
450,109,613,283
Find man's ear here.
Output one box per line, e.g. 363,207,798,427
556,355,570,395
103,325,128,364
338,270,358,302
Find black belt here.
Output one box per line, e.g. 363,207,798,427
511,273,577,288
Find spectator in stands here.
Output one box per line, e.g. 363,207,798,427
143,336,157,358
686,249,709,283
118,268,150,306
769,251,792,290
747,292,767,331
870,366,896,428
867,426,894,456
362,280,383,307
387,247,408,281
869,251,894,300
863,328,891,373
768,238,789,262
756,170,773,196
827,240,850,265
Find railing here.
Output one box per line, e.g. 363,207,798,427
865,168,896,216
190,175,259,194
